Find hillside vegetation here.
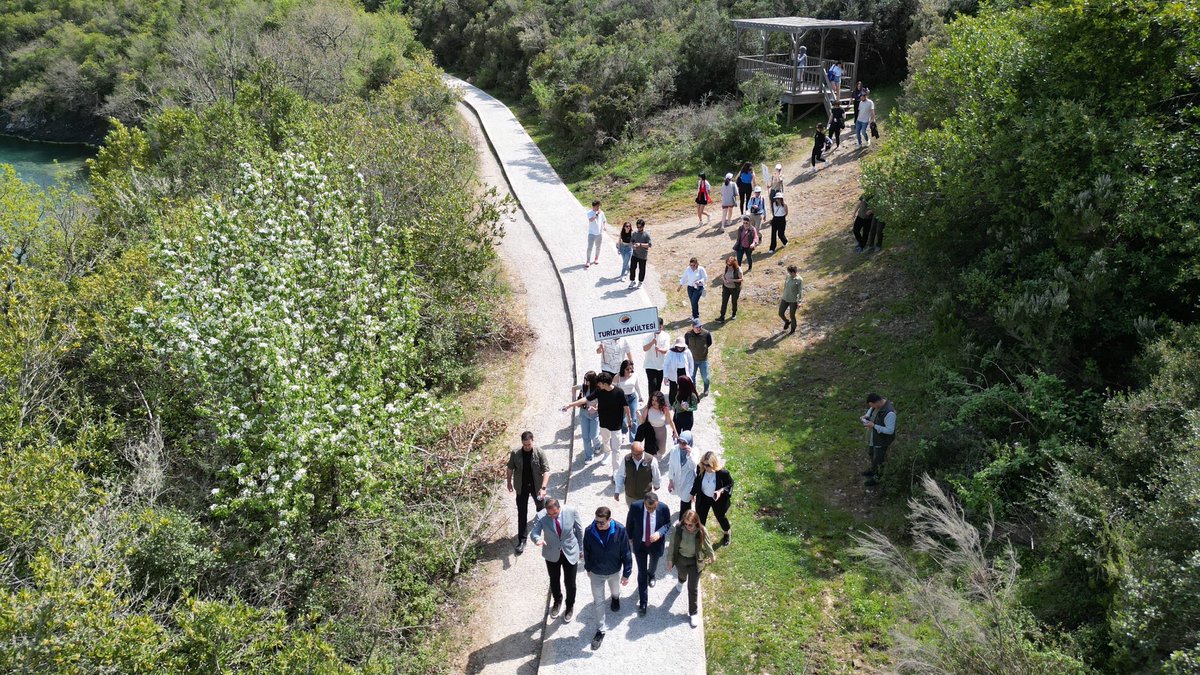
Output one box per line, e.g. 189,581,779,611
1,2,510,671
861,0,1200,670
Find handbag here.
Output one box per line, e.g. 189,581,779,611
635,423,659,455
870,122,879,139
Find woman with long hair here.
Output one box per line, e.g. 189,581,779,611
691,451,733,546
672,375,699,433
572,371,602,461
736,161,755,214
636,390,677,458
615,359,641,441
666,508,716,628
694,172,712,226
617,221,634,278
717,256,744,322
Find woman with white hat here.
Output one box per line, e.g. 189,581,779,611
720,173,737,229
746,186,766,231
663,336,695,405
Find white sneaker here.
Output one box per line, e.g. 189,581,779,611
628,282,637,289
689,614,699,628
676,579,684,590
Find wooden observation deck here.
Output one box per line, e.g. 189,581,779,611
732,17,872,121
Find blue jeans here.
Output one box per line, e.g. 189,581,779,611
580,413,600,460
619,243,633,277
855,120,870,145
692,360,710,391
621,391,640,439
686,286,703,319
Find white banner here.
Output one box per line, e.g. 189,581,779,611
591,307,660,342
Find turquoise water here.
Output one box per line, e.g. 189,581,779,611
0,135,93,190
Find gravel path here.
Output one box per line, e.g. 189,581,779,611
451,76,722,675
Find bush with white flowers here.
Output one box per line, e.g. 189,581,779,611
147,151,444,551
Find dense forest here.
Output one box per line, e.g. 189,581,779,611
860,0,1200,671
2,1,509,670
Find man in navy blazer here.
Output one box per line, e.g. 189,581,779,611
625,492,672,615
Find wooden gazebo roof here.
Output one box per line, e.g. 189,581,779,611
731,17,872,34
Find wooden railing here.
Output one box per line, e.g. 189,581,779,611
736,54,856,100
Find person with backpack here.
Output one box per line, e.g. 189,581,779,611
694,172,712,226
746,186,766,231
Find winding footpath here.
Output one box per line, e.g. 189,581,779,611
450,77,723,674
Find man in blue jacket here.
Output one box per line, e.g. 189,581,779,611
626,492,672,616
583,506,632,650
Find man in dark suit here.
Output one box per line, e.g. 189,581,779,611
625,492,672,615
531,497,584,622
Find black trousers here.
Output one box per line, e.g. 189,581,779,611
632,543,662,607
546,553,577,609
811,146,825,167
675,410,694,433
629,256,647,282
737,182,752,212
852,216,871,248
867,444,890,475
678,499,692,518
830,127,842,146
645,368,664,396
515,489,543,541
719,285,741,319
666,367,687,404
696,493,731,532
770,216,788,250
867,218,884,249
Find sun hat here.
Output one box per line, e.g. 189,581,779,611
753,186,762,193
775,163,782,170
673,337,687,349
725,172,733,180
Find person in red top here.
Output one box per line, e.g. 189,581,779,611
694,172,712,226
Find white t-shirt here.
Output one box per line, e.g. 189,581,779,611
587,208,607,235
599,338,630,374
644,331,669,370
858,99,875,123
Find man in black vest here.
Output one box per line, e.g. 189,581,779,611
860,393,896,487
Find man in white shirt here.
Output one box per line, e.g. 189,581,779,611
856,91,876,147
586,200,606,267
596,337,632,377
643,317,669,396
663,337,695,404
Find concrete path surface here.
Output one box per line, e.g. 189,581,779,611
450,76,724,674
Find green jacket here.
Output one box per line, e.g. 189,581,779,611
781,275,803,304
669,523,716,573
507,446,549,494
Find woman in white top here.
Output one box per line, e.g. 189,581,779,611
720,173,738,229
677,257,708,320
615,359,641,440
637,390,677,459
769,193,789,252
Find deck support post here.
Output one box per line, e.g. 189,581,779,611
853,28,862,93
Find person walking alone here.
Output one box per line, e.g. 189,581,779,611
811,123,829,173
627,492,671,616
856,90,876,147
507,431,549,554
586,200,606,267
694,173,712,226
666,509,715,628
642,316,669,396
720,173,737,228
683,319,712,395
677,257,708,320
733,215,760,272
778,265,803,334
530,497,584,623
617,221,634,278
852,197,873,252
583,506,631,651
615,441,661,503
692,451,733,547
860,392,896,486
628,218,652,288
769,193,789,252
668,431,699,517
717,256,744,322
736,162,755,214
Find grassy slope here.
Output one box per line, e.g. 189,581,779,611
505,83,937,673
